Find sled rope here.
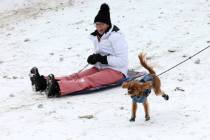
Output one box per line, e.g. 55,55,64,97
157,45,210,76
78,64,89,73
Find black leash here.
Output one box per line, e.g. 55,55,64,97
157,45,210,76
78,46,210,78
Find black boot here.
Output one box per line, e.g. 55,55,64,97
29,67,47,91
46,74,60,98
162,94,169,100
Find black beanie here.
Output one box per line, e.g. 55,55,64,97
94,3,111,26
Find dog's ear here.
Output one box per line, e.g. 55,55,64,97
122,81,135,90
122,82,128,88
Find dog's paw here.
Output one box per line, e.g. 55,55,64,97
145,115,150,121
129,117,135,122
162,94,169,100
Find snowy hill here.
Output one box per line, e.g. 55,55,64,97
0,0,210,140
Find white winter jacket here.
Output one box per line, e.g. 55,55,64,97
89,25,128,76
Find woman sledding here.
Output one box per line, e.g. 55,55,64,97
29,3,128,97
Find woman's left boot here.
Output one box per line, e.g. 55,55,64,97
46,74,60,98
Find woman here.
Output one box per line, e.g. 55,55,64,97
30,3,128,97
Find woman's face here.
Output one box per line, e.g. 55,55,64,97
95,22,109,35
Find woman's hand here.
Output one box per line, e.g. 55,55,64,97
87,54,108,65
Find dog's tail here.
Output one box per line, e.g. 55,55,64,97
138,53,156,75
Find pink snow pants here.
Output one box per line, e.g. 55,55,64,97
56,67,124,96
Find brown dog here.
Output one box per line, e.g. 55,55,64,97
122,53,169,122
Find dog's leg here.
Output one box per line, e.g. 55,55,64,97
130,102,137,122
154,89,169,101
143,99,150,121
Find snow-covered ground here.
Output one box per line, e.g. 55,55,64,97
0,0,210,139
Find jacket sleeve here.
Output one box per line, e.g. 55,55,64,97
107,33,128,68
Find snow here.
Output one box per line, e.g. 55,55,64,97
0,0,210,140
